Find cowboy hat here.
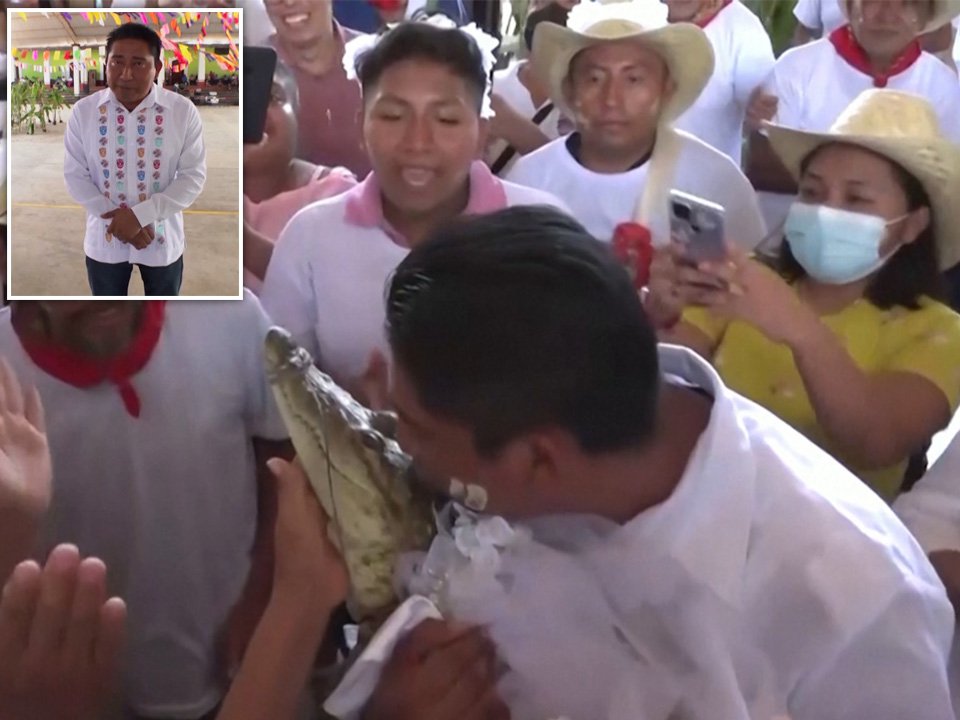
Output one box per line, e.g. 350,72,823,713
530,0,715,124
764,89,960,270
840,0,960,34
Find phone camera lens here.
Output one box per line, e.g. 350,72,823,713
672,202,691,221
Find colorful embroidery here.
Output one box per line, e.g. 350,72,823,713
103,98,167,248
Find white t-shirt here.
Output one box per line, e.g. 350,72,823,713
0,293,287,717
894,430,960,717
673,0,775,164
486,61,563,174
793,0,845,35
64,86,207,267
758,37,960,232
506,131,767,249
259,164,567,392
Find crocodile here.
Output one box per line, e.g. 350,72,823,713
264,327,437,626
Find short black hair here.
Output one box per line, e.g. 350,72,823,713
106,23,162,65
386,205,662,458
355,21,488,115
775,144,947,309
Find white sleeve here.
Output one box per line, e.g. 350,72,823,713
732,17,776,110
132,102,206,226
503,153,538,189
716,159,768,250
895,435,960,553
258,210,321,361
769,54,806,128
63,103,116,218
239,290,289,441
793,0,823,31
788,588,955,720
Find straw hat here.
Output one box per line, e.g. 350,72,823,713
840,0,960,34
764,89,960,270
530,0,715,124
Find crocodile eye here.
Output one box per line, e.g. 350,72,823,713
360,429,385,452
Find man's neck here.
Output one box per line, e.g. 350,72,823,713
575,132,656,175
559,383,713,524
382,182,471,248
277,31,340,77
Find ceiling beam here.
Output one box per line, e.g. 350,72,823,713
55,13,80,46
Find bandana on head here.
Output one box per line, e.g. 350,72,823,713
342,15,501,118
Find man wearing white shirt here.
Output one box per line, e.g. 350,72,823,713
667,0,775,164
64,23,206,296
748,0,960,236
896,434,960,715
506,0,765,248
373,205,955,719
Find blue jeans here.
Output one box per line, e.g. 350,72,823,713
86,255,183,296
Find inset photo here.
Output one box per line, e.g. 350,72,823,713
7,8,241,298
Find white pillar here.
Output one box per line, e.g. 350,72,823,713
100,44,106,83
72,45,81,96
42,60,51,86
80,53,88,87
198,49,205,83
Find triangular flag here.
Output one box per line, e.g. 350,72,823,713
53,50,61,60
110,12,122,25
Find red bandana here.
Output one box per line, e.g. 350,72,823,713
828,25,922,88
694,0,733,28
16,302,166,418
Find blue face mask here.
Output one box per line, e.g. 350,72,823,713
784,202,906,285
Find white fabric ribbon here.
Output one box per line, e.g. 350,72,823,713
342,18,500,118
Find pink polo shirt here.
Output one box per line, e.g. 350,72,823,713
243,166,357,294
259,161,567,393
270,25,371,178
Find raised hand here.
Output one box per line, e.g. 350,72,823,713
0,358,50,520
0,544,127,720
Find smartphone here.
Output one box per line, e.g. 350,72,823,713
243,46,278,145
668,190,727,264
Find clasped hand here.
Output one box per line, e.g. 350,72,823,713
101,207,155,250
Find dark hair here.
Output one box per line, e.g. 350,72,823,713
386,205,661,458
775,143,946,310
106,23,162,64
523,1,571,52
355,21,488,114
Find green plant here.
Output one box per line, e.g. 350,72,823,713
11,79,47,135
743,0,799,56
10,79,72,134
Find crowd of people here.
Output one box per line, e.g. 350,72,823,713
2,0,960,718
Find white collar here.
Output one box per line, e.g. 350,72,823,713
104,83,162,114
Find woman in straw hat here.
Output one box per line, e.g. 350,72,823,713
749,0,960,237
505,0,766,249
649,88,960,503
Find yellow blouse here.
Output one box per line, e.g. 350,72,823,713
684,296,960,502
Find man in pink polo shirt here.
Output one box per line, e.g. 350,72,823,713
263,0,371,177
259,20,565,403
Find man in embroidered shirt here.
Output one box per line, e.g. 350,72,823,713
747,0,960,237
64,23,206,297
